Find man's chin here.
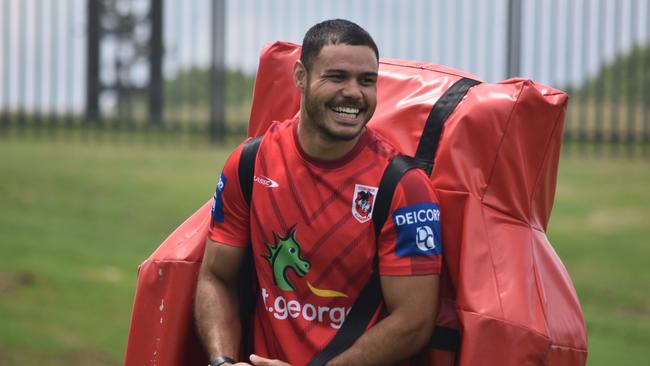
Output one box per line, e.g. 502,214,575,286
321,124,365,142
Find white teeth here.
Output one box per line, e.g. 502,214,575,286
332,106,360,115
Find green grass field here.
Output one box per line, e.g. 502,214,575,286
0,138,649,365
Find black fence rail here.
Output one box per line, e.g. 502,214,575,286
1,0,649,155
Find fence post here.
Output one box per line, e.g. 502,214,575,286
210,0,226,143
594,0,607,153
645,0,650,156
579,0,591,149
149,0,164,126
626,0,639,157
0,0,10,133
86,0,101,123
563,0,574,145
17,0,26,128
610,0,622,150
506,0,522,78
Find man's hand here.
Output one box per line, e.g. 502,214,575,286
248,354,292,366
218,354,291,366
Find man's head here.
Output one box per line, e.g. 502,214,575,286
294,19,379,143
300,19,379,73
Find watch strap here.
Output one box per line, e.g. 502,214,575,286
210,355,237,366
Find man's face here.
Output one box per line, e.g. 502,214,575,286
300,44,378,141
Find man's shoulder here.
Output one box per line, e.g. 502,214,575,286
364,126,402,161
233,117,296,156
266,117,298,134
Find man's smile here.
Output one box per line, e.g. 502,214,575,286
330,106,360,118
327,100,367,123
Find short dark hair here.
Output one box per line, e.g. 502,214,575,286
300,19,379,72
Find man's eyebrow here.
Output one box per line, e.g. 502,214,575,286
322,69,349,75
322,69,378,77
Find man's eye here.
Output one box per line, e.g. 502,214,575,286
360,78,377,86
327,74,345,81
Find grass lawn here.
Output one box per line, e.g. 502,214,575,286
548,149,650,365
0,137,233,365
0,137,649,365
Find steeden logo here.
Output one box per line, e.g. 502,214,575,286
254,175,279,188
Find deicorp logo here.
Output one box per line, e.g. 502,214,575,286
392,203,442,257
262,227,350,329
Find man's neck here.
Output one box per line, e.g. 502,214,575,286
296,119,363,161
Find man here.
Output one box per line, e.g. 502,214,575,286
195,19,441,366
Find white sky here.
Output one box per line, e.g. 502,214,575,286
1,0,648,112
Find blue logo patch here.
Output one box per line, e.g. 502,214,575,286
211,172,227,223
392,203,442,257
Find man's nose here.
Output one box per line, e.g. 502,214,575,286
340,79,363,99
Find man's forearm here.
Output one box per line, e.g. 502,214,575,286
194,272,242,361
326,309,434,366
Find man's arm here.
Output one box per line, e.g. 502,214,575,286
195,238,249,363
327,274,439,366
246,275,439,366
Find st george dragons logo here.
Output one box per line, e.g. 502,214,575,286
352,184,378,223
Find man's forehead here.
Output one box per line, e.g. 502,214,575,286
312,43,378,73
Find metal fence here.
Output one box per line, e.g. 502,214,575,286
1,0,649,154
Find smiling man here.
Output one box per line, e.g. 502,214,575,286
195,19,442,366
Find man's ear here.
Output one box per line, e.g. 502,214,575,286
293,60,307,92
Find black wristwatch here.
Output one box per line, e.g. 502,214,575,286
209,355,237,366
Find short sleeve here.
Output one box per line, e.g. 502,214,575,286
208,142,250,247
377,168,442,276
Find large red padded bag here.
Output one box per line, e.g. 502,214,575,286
125,42,587,365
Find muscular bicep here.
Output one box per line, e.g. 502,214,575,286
380,274,439,320
199,238,248,286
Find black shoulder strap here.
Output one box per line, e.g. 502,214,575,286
236,135,262,357
238,136,263,206
415,77,481,175
308,77,480,366
372,155,420,238
307,155,419,366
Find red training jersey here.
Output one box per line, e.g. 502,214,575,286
209,118,442,365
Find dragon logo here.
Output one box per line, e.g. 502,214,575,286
356,191,373,213
265,226,310,291
264,227,348,298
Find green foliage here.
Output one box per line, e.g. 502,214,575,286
568,43,650,102
160,67,255,132
164,67,255,107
